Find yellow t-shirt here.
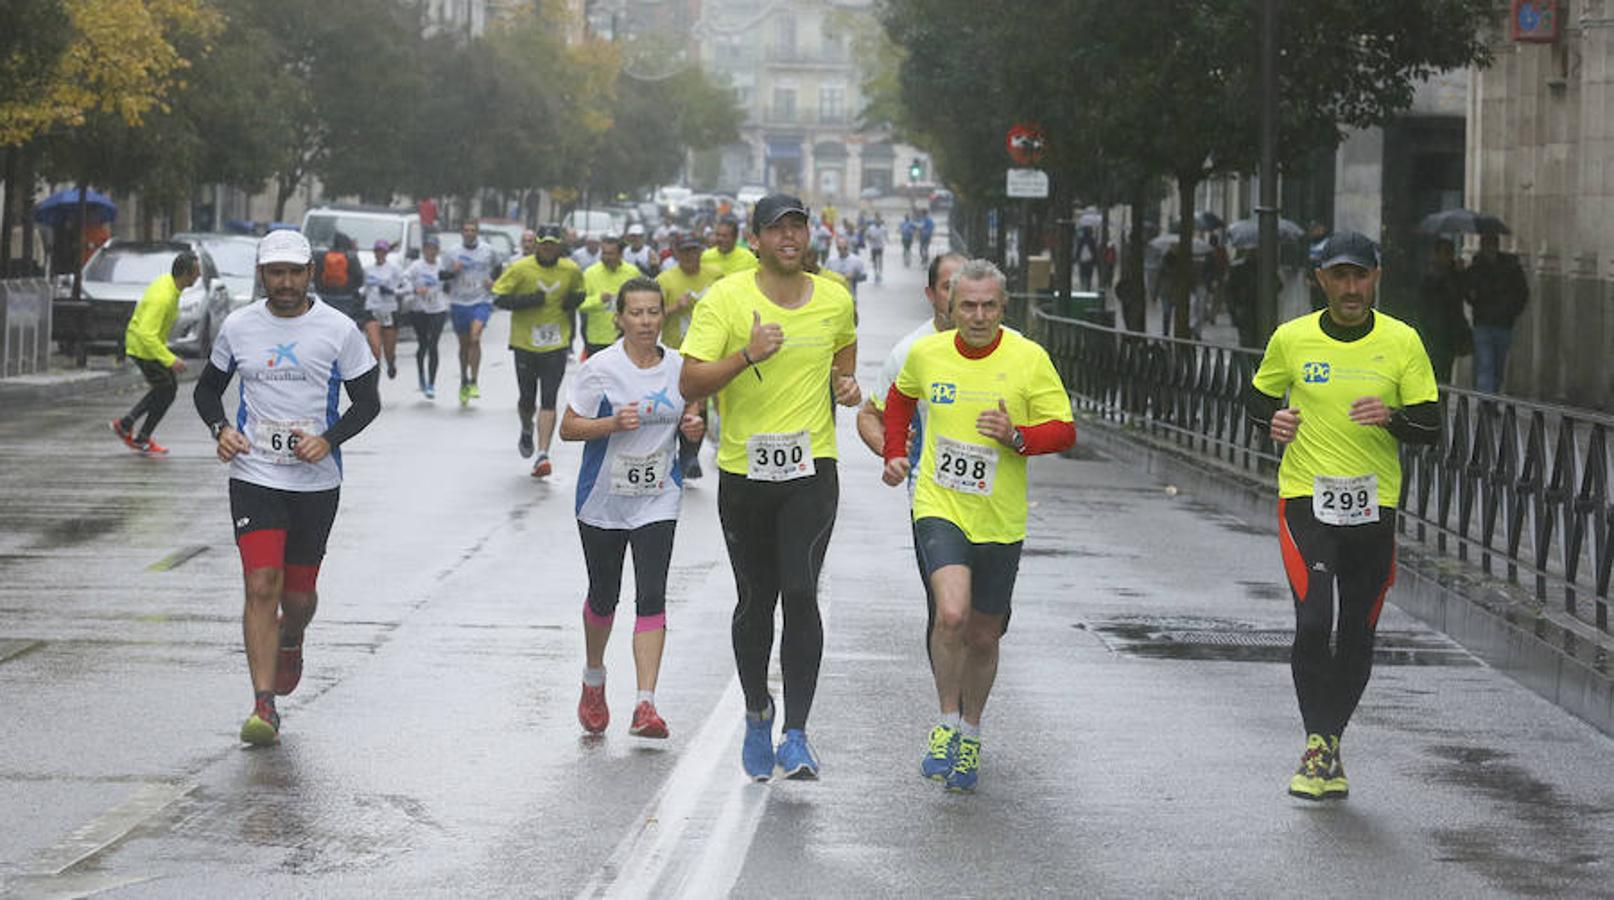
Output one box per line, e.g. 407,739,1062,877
656,263,722,349
124,273,180,366
702,246,759,277
1251,310,1439,509
680,272,857,475
895,329,1073,543
578,261,642,345
818,268,850,292
493,256,583,352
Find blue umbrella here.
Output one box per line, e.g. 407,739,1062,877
32,187,118,228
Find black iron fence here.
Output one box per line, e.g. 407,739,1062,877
1031,303,1614,634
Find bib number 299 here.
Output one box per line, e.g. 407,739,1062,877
1312,474,1379,526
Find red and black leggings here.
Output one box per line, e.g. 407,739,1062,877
1278,498,1397,739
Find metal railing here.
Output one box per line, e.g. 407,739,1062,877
1032,303,1614,634
0,277,52,378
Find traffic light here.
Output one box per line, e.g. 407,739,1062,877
909,159,924,182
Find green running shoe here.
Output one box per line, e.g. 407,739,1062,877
1287,733,1330,801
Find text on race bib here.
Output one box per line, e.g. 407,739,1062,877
1312,474,1380,526
531,323,563,347
933,435,997,496
610,450,669,497
253,418,321,466
746,431,815,482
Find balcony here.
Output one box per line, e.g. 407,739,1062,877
757,107,852,128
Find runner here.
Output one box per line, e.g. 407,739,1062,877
623,224,655,271
899,214,915,268
192,229,380,746
445,221,503,405
406,235,450,398
700,217,759,277
857,252,967,662
657,233,722,479
578,236,643,357
880,259,1074,793
917,210,936,265
561,277,706,738
111,250,198,456
358,239,406,379
865,215,887,284
1243,231,1441,801
679,194,861,781
823,236,868,301
491,224,585,477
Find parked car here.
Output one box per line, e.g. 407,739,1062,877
655,185,693,219
54,239,233,358
929,188,956,210
473,219,524,259
562,208,626,241
736,184,768,208
172,232,261,313
301,205,423,261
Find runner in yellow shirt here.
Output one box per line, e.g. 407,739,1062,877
1244,230,1440,801
111,251,199,456
680,194,860,782
578,236,642,356
492,224,585,478
881,259,1074,792
700,217,758,277
657,233,723,480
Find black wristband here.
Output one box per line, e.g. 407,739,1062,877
741,348,756,366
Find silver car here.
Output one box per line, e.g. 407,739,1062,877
60,240,233,358
173,232,262,313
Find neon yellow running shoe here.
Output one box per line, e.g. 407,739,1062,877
1287,733,1329,800
467,382,481,399
1323,735,1349,799
240,699,280,746
921,724,958,781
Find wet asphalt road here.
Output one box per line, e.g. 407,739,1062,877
4,237,1614,899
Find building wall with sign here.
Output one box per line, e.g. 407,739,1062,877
1468,1,1613,409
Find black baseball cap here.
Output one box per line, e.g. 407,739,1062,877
676,233,704,250
535,224,563,244
1315,231,1380,270
752,194,809,229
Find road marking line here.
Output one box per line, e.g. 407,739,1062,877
146,545,209,572
28,780,194,877
0,638,44,664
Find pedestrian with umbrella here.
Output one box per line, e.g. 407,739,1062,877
1417,209,1522,393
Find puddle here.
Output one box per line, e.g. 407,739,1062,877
1089,615,1478,666
1238,580,1289,601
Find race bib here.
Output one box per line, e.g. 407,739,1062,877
1313,474,1379,526
611,450,669,496
933,436,997,496
253,418,320,466
531,323,563,348
746,431,815,482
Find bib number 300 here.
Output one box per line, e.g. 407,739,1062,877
746,431,814,482
1312,474,1379,526
933,436,997,496
253,418,320,466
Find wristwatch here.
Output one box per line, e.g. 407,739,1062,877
1011,428,1026,455
209,420,227,441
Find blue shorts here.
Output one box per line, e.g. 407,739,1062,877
450,302,492,334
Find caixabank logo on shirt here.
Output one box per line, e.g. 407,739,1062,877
635,388,680,425
255,342,309,382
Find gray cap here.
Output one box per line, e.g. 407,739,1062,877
1315,231,1380,270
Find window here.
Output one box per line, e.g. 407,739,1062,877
774,12,796,57
773,87,797,122
819,85,845,123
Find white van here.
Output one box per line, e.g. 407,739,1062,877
301,205,423,259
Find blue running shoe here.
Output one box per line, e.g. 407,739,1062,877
946,735,981,793
742,699,775,781
921,724,959,781
776,728,820,780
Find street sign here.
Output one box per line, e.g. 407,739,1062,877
1511,0,1560,42
1006,168,1049,199
1006,124,1046,166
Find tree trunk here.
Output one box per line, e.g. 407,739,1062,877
20,149,37,276
274,174,295,223
2,146,15,276
70,182,87,303
1172,174,1198,339
1119,196,1148,332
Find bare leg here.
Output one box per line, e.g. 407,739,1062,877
466,319,485,382
381,325,398,370
928,565,972,716
960,612,1005,726
584,613,612,670
633,628,665,693
243,568,283,694
537,408,557,454
362,320,383,364
280,589,318,646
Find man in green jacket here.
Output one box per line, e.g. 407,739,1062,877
111,251,199,455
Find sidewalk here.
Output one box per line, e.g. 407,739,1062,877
0,352,158,412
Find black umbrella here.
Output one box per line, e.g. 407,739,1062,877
1226,217,1305,249
1418,208,1510,236
32,187,118,229
1194,210,1225,231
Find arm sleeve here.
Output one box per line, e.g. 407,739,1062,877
1388,400,1442,446
1243,382,1284,432
322,368,380,447
193,362,232,428
1016,420,1076,456
883,386,919,461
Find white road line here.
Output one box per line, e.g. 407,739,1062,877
27,780,194,876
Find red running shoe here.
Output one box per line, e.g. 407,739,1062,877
110,419,139,449
135,438,169,456
531,453,553,479
274,644,303,696
578,682,609,734
629,701,669,739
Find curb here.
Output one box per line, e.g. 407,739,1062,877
0,362,201,413
1077,415,1614,740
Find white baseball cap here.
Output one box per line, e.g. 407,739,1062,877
626,223,645,236
258,229,312,265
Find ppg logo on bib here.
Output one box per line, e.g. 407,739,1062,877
1302,362,1331,384
930,382,957,404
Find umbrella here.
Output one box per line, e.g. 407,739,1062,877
32,187,118,229
1194,210,1225,230
1226,217,1305,249
1077,208,1102,229
1418,208,1510,236
1147,234,1212,256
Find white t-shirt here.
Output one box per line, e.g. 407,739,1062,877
446,241,502,306
623,245,655,271
406,257,449,314
212,299,377,492
363,257,407,312
659,255,678,273
569,343,688,530
571,247,602,270
824,252,867,291
865,224,887,250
